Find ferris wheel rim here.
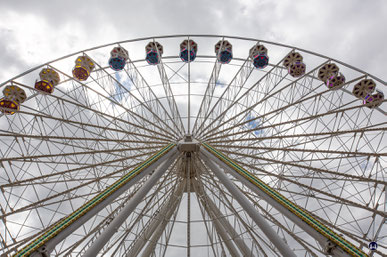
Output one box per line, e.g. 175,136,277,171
0,34,385,256
1,34,386,89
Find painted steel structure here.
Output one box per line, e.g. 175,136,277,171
0,35,386,257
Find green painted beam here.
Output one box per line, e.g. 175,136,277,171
203,143,367,257
14,144,175,257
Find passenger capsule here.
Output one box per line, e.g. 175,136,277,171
145,42,163,65
250,44,269,69
363,90,384,108
180,39,197,63
318,63,339,82
0,85,27,115
215,40,233,64
326,73,346,90
283,52,306,78
109,46,129,71
72,56,95,81
289,62,306,78
283,52,303,68
35,68,60,94
352,79,376,99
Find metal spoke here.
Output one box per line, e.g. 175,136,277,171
194,54,255,138
1,35,385,257
52,65,176,141
156,44,186,135
192,58,222,135
124,55,183,137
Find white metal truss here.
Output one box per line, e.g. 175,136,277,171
0,35,386,257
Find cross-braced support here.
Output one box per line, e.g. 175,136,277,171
16,145,178,257
201,143,368,257
200,150,297,257
83,154,178,256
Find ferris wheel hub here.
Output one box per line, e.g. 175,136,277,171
177,135,200,153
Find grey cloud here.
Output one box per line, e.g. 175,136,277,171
1,0,386,82
0,29,30,82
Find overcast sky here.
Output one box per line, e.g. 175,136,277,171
0,1,386,256
0,0,386,84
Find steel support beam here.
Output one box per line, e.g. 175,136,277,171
193,183,242,257
19,145,177,257
193,177,252,257
206,212,241,257
124,179,184,257
138,181,185,257
83,154,177,257
200,151,297,257
186,157,191,257
201,144,366,257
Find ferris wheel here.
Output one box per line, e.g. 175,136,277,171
0,35,386,257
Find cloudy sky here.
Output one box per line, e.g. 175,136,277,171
0,1,386,256
0,0,386,84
